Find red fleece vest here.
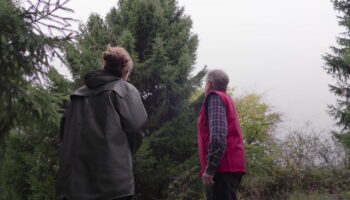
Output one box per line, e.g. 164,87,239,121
197,90,246,176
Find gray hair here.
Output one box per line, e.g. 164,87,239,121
206,69,230,90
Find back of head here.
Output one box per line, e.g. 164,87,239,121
206,69,230,91
102,45,133,77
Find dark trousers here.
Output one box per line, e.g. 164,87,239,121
206,172,243,200
114,197,132,200
64,196,132,200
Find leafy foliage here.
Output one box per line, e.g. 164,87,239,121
239,126,349,200
235,94,281,145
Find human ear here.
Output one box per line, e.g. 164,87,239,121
123,70,130,81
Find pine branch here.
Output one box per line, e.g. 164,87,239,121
23,0,77,37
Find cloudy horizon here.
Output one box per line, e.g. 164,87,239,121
54,0,342,137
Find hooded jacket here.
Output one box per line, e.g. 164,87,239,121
56,70,147,200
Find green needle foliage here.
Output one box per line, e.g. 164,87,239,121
0,0,74,199
1,0,350,199
0,0,75,141
324,0,350,151
63,0,206,199
64,0,206,131
0,70,71,200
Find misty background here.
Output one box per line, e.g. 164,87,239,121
57,0,342,136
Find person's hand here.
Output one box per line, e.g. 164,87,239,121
202,172,215,186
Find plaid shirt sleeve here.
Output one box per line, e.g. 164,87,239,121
205,93,227,176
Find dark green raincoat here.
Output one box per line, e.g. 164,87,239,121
56,70,147,200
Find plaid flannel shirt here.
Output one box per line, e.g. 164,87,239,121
205,93,227,175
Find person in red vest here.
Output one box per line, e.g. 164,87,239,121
197,69,246,200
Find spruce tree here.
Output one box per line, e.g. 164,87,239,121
0,0,75,198
324,0,350,150
65,13,112,89
64,0,206,199
65,0,206,130
0,0,75,140
0,69,71,200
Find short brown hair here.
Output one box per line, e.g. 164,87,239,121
206,69,230,90
102,45,133,77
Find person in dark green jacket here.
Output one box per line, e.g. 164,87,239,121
56,45,147,200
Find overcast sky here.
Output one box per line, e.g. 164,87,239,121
61,0,342,136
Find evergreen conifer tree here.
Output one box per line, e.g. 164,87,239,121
324,0,350,150
65,0,206,130
0,0,74,198
64,0,206,199
0,0,74,140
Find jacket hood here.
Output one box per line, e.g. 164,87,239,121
84,70,120,89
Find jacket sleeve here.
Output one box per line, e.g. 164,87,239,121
113,88,148,154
